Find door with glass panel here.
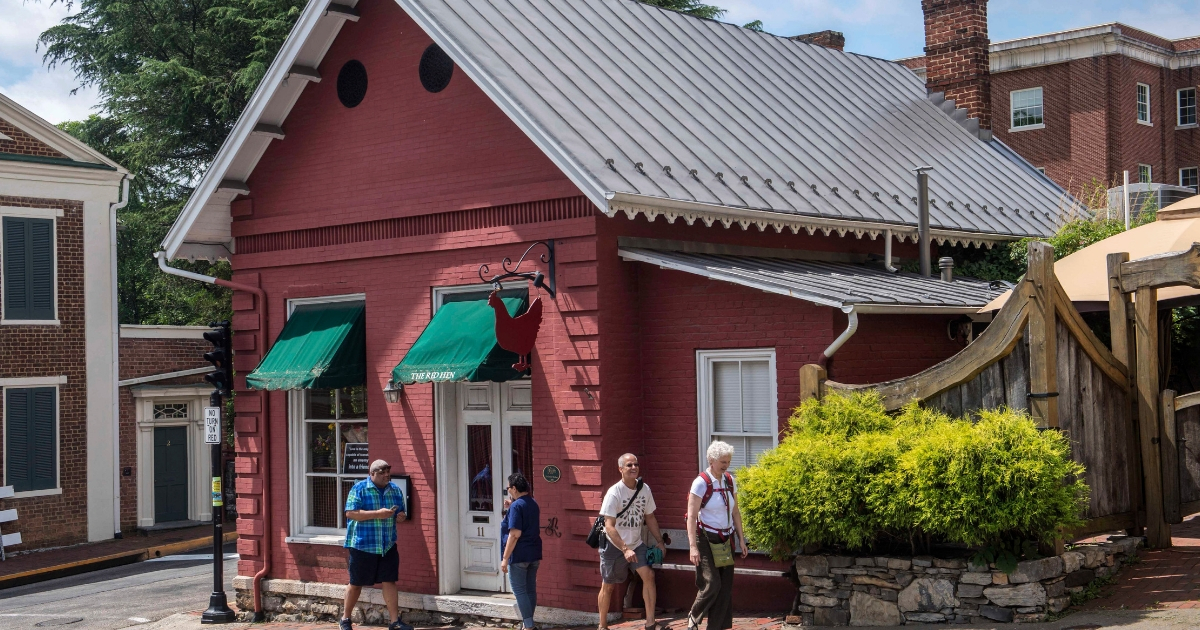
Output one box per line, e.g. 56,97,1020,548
458,380,532,592
301,386,369,534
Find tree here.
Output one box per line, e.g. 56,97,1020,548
640,0,726,20
39,0,305,324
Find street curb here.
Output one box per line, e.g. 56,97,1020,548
0,531,238,590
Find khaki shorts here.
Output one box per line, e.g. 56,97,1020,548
600,541,648,584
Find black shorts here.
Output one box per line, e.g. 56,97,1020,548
347,545,399,586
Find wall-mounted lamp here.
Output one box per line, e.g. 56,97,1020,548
383,380,404,404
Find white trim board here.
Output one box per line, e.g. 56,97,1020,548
119,367,211,388
0,207,65,219
0,376,67,387
120,325,211,339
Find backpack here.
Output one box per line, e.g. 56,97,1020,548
697,472,735,540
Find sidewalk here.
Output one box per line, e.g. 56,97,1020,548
0,525,235,589
1076,512,1200,611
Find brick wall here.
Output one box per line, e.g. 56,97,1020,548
790,30,845,51
117,336,211,532
0,195,87,550
922,0,992,129
0,118,67,159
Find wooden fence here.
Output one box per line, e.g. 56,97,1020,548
800,242,1143,542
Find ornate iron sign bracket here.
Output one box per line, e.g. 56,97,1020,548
478,240,556,298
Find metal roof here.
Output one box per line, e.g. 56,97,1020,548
163,0,1073,261
618,248,1008,313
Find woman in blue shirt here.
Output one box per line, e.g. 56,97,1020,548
501,472,542,629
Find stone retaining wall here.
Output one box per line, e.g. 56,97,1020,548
788,536,1142,626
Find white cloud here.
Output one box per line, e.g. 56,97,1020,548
0,0,100,124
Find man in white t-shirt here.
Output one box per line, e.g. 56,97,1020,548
598,453,665,630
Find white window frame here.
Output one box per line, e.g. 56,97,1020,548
1009,87,1045,131
1177,87,1197,128
2,380,63,498
1180,167,1199,192
695,348,778,471
1137,83,1152,125
0,208,62,326
285,294,368,546
1139,164,1153,184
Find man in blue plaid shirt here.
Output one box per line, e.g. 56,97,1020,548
340,459,411,630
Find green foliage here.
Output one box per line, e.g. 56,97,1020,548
738,393,1089,561
40,0,301,324
742,20,764,32
638,0,726,20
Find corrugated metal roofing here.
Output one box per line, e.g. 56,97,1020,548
400,0,1072,239
618,248,1008,312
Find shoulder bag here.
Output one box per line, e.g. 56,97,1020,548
586,478,644,549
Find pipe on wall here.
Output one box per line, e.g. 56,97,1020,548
818,306,859,371
915,167,933,277
110,177,130,538
154,251,272,617
883,229,899,273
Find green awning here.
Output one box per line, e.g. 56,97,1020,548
246,302,366,390
392,294,528,384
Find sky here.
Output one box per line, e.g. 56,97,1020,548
2,0,1200,125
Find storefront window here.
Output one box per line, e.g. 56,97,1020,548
301,386,368,531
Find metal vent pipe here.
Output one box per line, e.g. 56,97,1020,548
939,256,954,282
915,166,933,276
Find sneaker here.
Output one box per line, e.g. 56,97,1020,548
389,621,414,630
339,618,353,630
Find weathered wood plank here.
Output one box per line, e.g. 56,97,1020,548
1027,241,1058,429
1068,511,1137,540
1178,406,1200,504
980,361,1005,410
961,372,983,418
1002,333,1030,413
1175,391,1200,411
1111,252,1144,534
1118,242,1200,293
799,364,826,403
1135,285,1171,547
1052,277,1129,387
1162,389,1182,524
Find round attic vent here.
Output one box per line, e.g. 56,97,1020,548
337,60,368,108
419,44,454,93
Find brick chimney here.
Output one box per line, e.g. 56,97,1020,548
790,30,846,51
921,0,991,130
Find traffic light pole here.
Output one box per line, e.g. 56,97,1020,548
201,390,235,624
202,321,235,624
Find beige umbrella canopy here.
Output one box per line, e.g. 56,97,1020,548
981,195,1200,312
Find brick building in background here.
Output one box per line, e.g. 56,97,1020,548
901,0,1200,197
0,92,128,549
160,0,1071,623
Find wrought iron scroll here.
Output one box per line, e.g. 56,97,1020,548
477,240,556,298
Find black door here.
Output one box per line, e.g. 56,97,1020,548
154,427,189,523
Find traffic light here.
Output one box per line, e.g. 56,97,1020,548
203,321,233,397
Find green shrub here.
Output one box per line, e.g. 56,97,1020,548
738,393,1089,560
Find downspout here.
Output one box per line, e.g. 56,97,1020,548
915,166,934,277
110,177,130,539
154,251,272,618
818,306,859,370
883,230,899,273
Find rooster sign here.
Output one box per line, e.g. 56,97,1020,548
489,291,542,373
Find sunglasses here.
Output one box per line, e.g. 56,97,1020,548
371,467,392,474
623,462,640,468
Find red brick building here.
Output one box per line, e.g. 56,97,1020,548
902,1,1200,195
0,92,128,549
161,0,1068,623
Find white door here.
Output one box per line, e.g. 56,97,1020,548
458,380,532,591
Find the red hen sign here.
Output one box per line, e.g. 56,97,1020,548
489,290,543,372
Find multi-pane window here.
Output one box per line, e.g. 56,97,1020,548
1139,164,1153,184
1181,167,1198,192
5,387,56,493
1179,88,1196,126
300,386,367,531
153,403,189,420
1137,83,1152,124
697,349,778,470
2,217,54,321
1010,87,1044,129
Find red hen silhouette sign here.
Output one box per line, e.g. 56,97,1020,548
489,290,542,373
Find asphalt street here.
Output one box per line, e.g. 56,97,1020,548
0,543,237,629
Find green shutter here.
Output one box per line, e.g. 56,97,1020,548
5,389,30,492
5,387,56,492
3,217,54,321
4,218,27,319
